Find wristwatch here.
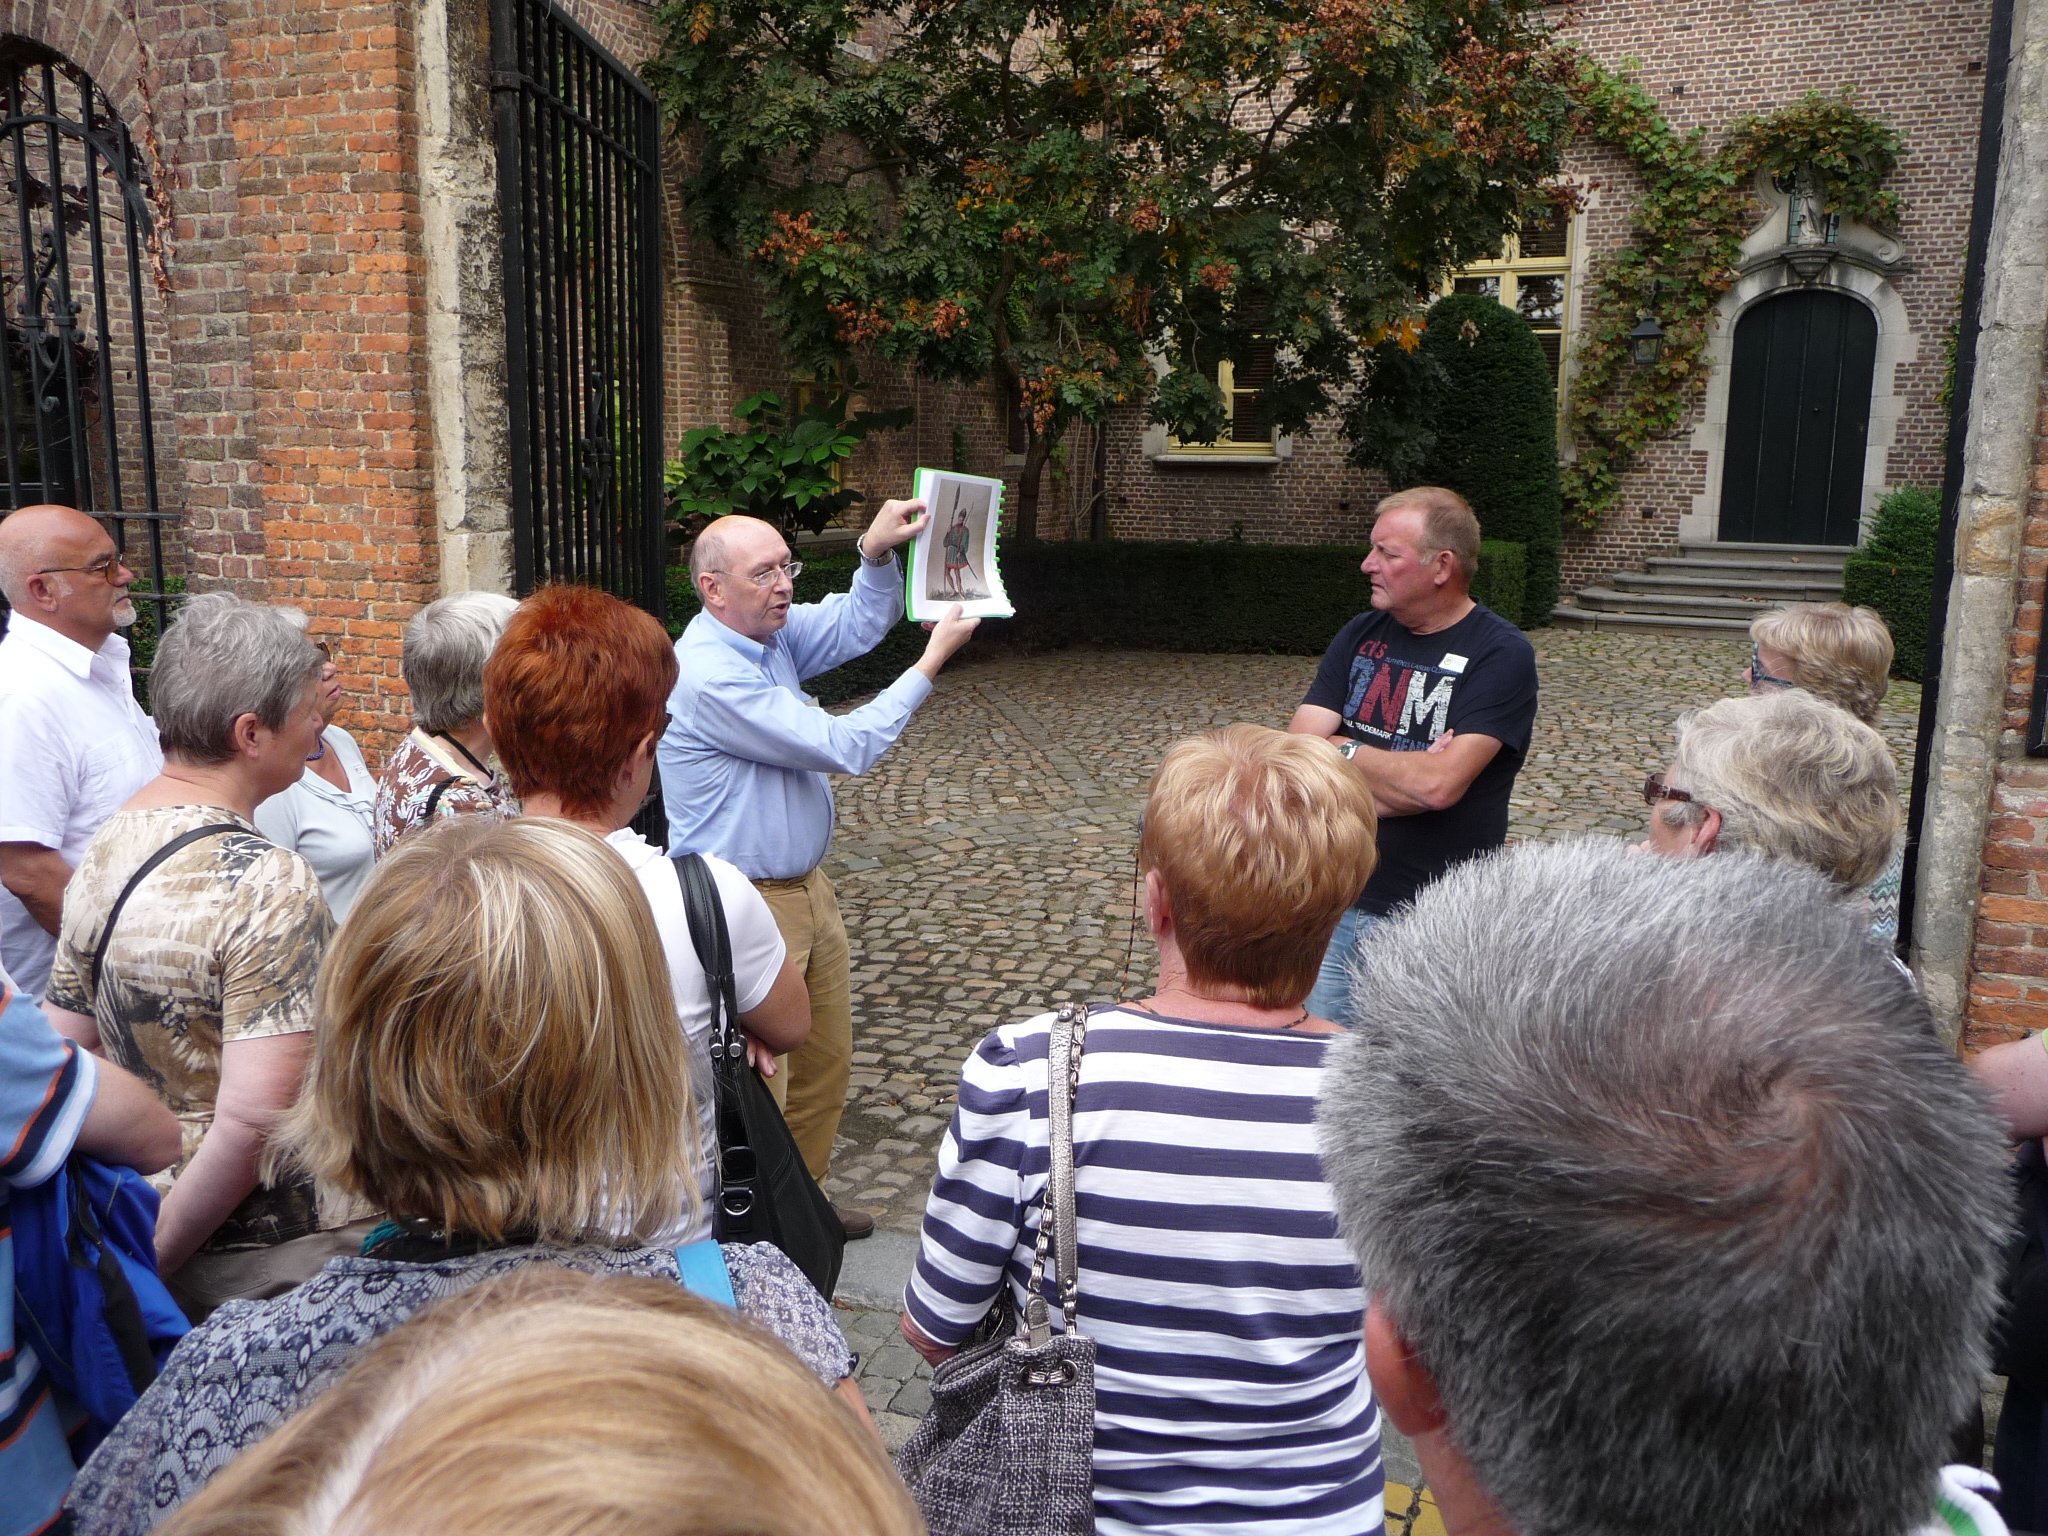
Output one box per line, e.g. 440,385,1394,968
1335,738,1364,761
856,536,893,567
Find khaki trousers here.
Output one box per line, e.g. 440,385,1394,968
750,867,853,1183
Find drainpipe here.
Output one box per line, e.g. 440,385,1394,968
1899,0,2015,953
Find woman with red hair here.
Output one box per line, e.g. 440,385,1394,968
482,584,809,1238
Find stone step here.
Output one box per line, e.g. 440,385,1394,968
1644,555,1850,583
1611,571,1845,603
1550,605,1755,636
1573,587,1788,621
1674,540,1851,568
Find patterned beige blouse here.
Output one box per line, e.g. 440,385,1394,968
48,805,333,1250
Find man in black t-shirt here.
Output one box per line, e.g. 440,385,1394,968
1288,487,1538,1021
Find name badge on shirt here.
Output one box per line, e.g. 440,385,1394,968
1439,653,1469,675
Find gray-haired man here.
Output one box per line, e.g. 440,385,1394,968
1318,839,2013,1536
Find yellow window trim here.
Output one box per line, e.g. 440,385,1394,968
1166,357,1280,457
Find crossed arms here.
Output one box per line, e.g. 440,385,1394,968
1285,704,1502,817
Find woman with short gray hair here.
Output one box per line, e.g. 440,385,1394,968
1640,687,1901,896
371,591,519,854
43,593,365,1319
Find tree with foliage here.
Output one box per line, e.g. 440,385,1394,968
646,0,1579,539
1410,293,1561,625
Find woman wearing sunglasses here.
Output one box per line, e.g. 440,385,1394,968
1638,688,1900,926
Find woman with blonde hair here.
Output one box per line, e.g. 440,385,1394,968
1746,601,1904,939
156,1268,923,1536
68,816,864,1536
902,724,1385,1536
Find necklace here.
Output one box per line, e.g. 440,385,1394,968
1134,995,1313,1030
434,730,493,779
304,735,328,763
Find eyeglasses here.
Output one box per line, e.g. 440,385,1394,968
1749,642,1797,690
36,552,127,582
1642,772,1694,807
716,560,803,588
314,641,343,668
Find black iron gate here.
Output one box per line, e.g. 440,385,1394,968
491,0,665,620
0,41,175,660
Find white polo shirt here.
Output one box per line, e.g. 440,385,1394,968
0,613,162,999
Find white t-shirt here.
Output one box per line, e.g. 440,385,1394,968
252,725,376,922
604,828,786,1241
0,616,162,1000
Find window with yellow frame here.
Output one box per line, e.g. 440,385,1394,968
1165,336,1279,455
1441,204,1573,389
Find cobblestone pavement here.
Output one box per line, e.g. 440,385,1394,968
820,630,1923,1236
832,632,1923,1432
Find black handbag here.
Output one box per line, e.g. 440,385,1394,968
672,853,845,1299
895,1002,1096,1536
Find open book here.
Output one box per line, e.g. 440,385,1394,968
905,468,1015,621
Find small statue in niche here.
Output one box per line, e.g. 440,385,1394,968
1790,163,1833,246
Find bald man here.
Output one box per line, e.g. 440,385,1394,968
660,503,977,1234
0,506,162,998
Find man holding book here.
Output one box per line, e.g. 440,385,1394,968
660,503,978,1237
1287,486,1539,1023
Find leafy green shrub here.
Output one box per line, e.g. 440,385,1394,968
665,540,1526,700
1842,484,1941,681
125,574,187,710
1416,294,1562,627
666,390,912,539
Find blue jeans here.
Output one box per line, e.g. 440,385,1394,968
1306,907,1381,1025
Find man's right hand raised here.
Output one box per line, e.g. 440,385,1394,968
914,605,980,680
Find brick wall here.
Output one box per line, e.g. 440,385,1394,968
233,0,431,745
0,0,437,750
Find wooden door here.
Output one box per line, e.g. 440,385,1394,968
1718,290,1877,546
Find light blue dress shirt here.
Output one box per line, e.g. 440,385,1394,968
660,555,932,878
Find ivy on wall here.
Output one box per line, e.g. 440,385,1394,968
1560,63,1904,527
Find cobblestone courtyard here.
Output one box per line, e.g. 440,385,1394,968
820,629,1923,1234
827,631,1922,1452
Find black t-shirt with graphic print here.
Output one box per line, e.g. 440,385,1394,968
1304,602,1539,916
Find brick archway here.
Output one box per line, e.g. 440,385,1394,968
0,1,148,131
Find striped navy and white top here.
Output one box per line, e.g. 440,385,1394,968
905,1006,1382,1536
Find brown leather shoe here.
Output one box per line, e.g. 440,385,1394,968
834,1205,875,1241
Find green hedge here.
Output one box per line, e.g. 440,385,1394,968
666,538,1528,703
1841,485,1940,681
1416,293,1562,627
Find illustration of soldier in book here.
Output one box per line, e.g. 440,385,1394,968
928,484,990,602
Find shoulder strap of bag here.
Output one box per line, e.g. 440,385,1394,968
671,853,759,1235
673,1238,738,1309
422,777,453,820
671,852,742,1054
1026,1001,1087,1347
90,823,244,995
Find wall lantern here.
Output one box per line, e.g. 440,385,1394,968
1628,312,1667,367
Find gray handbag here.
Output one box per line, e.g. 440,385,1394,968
896,1002,1096,1536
